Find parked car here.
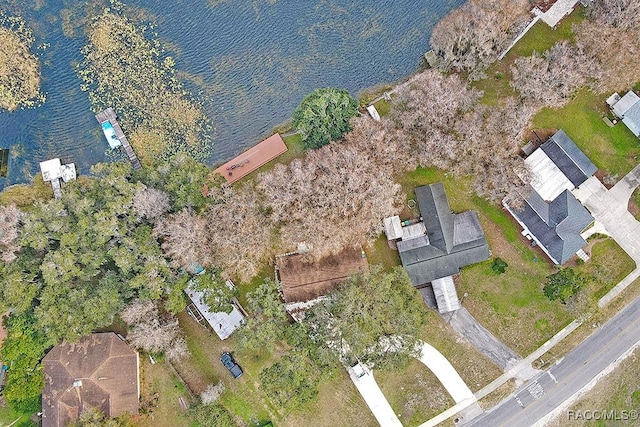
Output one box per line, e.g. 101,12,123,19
351,362,367,378
220,352,243,378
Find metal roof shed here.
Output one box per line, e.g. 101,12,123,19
185,283,245,340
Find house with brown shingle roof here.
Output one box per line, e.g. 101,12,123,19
277,245,368,304
42,333,139,427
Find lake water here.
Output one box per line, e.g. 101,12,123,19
0,0,462,189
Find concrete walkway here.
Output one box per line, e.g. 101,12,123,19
348,366,402,427
417,342,475,404
537,0,580,27
444,308,521,372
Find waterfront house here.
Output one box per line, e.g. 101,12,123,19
505,130,596,264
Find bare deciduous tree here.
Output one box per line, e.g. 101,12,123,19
258,143,402,259
132,186,171,221
588,0,640,35
153,209,209,269
201,382,226,405
204,183,274,282
121,299,189,361
430,0,529,79
576,23,640,93
0,204,22,263
510,42,592,108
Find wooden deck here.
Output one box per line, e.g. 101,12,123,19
95,108,142,170
50,178,62,199
214,133,288,184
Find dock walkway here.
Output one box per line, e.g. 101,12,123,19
95,108,142,170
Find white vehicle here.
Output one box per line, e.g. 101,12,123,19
352,362,367,378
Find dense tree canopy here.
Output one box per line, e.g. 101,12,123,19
3,163,178,344
0,313,47,412
307,266,427,369
292,87,359,149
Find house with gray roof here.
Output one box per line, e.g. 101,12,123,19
608,90,640,138
394,183,490,313
506,188,593,265
507,129,596,265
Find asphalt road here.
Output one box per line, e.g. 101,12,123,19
465,294,640,427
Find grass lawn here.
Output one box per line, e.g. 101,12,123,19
136,358,196,427
0,404,37,427
576,238,636,300
364,234,400,271
418,309,502,392
377,359,454,427
631,188,640,221
373,98,392,117
547,348,640,427
533,89,640,178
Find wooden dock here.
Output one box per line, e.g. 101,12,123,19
95,108,142,170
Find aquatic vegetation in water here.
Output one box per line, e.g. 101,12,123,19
77,4,213,163
0,12,45,111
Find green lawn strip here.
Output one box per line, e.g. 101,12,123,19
376,359,454,427
532,89,640,177
137,360,195,427
575,239,636,300
372,98,391,117
236,262,275,308
508,6,585,59
282,372,377,427
632,188,640,221
364,234,401,271
0,405,36,427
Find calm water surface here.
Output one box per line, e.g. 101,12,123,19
0,0,462,188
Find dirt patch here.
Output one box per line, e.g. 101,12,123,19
525,128,557,145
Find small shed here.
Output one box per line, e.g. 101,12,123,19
383,216,403,240
39,158,76,199
185,281,245,340
431,276,460,314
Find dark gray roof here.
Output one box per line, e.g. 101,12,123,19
541,130,597,187
415,184,454,253
511,188,593,264
398,183,490,286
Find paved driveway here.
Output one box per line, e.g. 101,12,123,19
417,342,475,404
348,366,403,427
445,308,520,372
572,176,640,264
